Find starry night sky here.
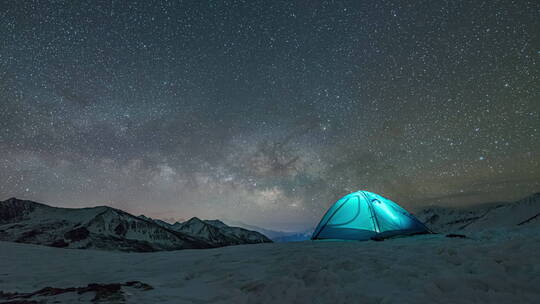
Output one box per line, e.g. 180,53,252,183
1,1,539,230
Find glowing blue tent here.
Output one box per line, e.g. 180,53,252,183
312,191,429,241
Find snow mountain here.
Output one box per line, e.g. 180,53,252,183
0,197,271,252
202,219,273,244
417,192,540,233
221,219,314,242
138,216,272,246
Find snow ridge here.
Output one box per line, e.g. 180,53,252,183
417,193,540,233
0,198,271,252
140,216,272,246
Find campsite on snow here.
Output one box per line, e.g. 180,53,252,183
1,192,539,303
2,0,538,303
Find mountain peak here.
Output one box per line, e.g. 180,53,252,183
204,219,229,229
186,217,203,223
1,197,42,207
3,197,25,204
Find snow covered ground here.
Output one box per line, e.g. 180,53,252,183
1,226,539,303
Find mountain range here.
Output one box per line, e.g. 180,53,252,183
415,192,540,233
221,219,314,242
1,192,538,252
0,197,271,252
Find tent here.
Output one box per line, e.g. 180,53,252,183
312,191,430,241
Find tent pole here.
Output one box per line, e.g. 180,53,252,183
363,191,381,233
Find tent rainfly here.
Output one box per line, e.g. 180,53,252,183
312,191,430,241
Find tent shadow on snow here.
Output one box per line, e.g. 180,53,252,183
311,191,431,241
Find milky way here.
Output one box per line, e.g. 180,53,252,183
1,1,538,230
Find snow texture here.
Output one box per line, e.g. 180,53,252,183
1,225,539,303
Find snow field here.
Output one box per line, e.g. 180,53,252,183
1,227,539,303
